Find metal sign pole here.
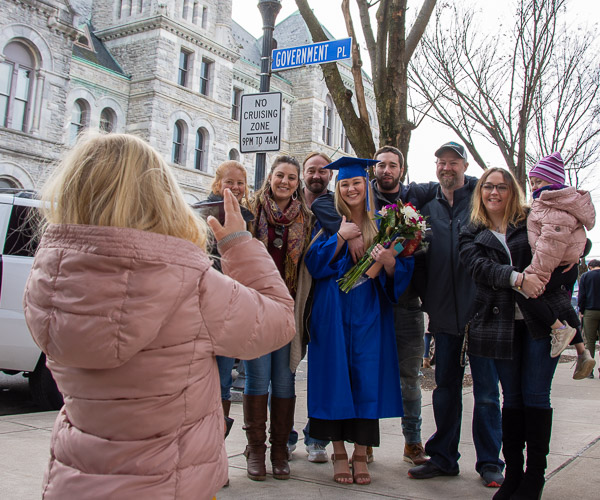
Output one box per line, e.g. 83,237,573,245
254,0,282,191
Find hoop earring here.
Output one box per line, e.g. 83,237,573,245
292,190,298,201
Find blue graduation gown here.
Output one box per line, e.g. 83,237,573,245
305,232,414,420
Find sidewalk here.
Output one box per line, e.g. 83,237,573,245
1,355,599,499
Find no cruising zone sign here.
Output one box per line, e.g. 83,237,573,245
272,38,352,71
239,92,282,153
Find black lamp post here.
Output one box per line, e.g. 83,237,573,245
254,0,282,191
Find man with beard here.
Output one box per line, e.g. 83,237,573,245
370,146,429,467
407,142,505,489
303,152,333,208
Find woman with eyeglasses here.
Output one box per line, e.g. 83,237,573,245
459,167,577,500
243,156,312,482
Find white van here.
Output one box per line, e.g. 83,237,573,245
0,190,63,410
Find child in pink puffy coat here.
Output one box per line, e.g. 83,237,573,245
522,152,596,379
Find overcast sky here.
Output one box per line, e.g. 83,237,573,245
232,1,600,253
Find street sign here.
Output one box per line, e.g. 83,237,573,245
239,91,282,153
271,38,352,71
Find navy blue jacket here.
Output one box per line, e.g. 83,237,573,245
578,268,600,313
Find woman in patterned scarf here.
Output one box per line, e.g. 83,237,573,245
242,155,312,482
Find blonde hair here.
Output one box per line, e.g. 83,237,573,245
210,160,249,201
470,167,527,229
40,132,207,250
334,178,378,248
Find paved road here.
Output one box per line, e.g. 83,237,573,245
0,372,39,416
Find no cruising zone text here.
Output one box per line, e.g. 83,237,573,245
272,38,352,71
239,92,282,153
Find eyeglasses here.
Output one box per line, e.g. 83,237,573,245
481,183,509,193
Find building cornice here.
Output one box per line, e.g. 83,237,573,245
8,0,79,39
95,16,240,63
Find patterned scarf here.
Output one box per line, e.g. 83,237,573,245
255,191,310,295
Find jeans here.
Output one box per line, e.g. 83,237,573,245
425,332,504,474
216,356,235,401
393,298,425,445
494,321,559,409
424,332,433,359
245,343,295,398
303,421,329,447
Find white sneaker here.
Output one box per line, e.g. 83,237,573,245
306,443,328,463
550,322,577,358
287,442,296,461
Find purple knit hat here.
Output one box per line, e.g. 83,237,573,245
529,152,565,185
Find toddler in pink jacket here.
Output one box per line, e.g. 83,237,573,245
523,152,596,379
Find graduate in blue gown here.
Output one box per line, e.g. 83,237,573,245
304,157,414,485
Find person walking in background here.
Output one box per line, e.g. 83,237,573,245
578,259,600,378
304,157,414,485
408,142,505,488
23,133,295,500
524,152,596,379
195,160,254,434
244,155,312,481
459,167,576,500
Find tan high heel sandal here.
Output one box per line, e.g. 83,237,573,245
331,453,353,484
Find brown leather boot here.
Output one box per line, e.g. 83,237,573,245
269,396,296,480
242,394,268,481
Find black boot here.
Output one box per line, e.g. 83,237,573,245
493,407,525,500
269,396,296,480
242,394,269,481
511,407,553,500
222,399,234,439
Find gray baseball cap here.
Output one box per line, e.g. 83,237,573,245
435,141,467,160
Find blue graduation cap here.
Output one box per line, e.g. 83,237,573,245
325,156,378,211
324,156,378,181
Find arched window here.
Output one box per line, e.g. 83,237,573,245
1,41,35,132
0,176,20,189
228,148,240,161
322,95,333,145
172,120,185,165
99,107,116,133
195,128,207,171
70,99,89,144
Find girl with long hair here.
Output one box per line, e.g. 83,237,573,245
304,157,414,486
242,155,312,481
459,167,578,499
23,132,295,500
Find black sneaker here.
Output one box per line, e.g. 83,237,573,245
408,460,459,479
481,467,504,487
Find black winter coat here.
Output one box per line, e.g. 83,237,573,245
417,176,479,335
459,219,578,360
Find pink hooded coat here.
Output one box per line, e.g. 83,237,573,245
23,224,295,500
525,186,596,283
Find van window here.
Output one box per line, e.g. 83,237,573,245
3,205,38,257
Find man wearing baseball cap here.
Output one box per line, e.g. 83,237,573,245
408,142,505,488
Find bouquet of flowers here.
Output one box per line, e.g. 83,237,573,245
337,202,427,293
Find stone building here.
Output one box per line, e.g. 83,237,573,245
0,0,377,200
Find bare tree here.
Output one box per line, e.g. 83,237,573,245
295,0,437,175
410,0,600,188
